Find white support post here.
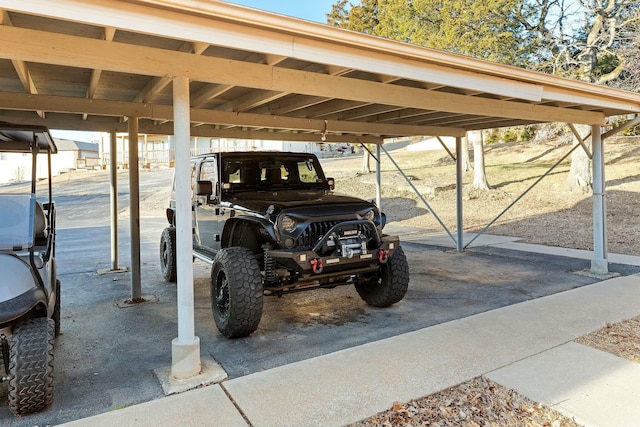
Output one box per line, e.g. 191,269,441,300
171,75,201,380
455,136,463,252
109,130,119,270
375,143,381,210
591,125,608,274
128,118,142,301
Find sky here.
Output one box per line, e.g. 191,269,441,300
52,1,338,142
224,0,336,23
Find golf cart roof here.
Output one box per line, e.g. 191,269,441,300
0,122,57,154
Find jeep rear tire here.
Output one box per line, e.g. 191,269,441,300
355,246,409,307
8,318,55,416
160,227,177,282
210,247,263,338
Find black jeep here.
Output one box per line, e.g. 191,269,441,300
160,151,409,338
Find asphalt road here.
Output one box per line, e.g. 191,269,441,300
2,167,639,426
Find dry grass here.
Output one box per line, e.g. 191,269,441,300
325,137,640,427
323,136,640,255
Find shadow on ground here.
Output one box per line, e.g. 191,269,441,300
2,219,638,426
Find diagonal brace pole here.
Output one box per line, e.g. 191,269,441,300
380,144,456,245
567,123,592,159
464,142,582,249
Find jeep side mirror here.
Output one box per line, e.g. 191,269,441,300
327,178,335,190
196,180,213,196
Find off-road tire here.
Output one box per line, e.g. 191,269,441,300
8,318,55,416
210,247,263,338
355,246,409,307
53,280,61,336
160,227,177,282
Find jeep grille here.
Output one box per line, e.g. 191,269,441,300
296,220,375,249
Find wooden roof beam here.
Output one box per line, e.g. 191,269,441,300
1,10,44,118
83,26,116,120
0,92,467,137
0,25,608,125
191,84,234,107
133,41,209,105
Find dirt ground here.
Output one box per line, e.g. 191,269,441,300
322,137,640,427
322,136,640,255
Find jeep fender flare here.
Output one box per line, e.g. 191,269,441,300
166,207,176,226
221,217,277,252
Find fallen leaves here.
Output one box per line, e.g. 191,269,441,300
576,315,640,363
348,314,640,427
347,377,581,427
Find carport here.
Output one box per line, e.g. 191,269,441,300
1,0,639,381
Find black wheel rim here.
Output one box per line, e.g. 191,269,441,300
215,272,230,321
161,239,169,268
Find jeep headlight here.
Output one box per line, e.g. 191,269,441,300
280,215,297,232
363,209,376,222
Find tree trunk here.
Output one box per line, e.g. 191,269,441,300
362,145,371,173
566,126,592,192
470,131,491,190
460,135,472,172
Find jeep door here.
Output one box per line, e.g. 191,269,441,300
195,158,221,253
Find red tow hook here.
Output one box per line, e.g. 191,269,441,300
378,249,390,264
310,258,324,274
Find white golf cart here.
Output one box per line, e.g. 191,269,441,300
0,123,59,415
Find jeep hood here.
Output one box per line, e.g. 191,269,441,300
225,190,375,216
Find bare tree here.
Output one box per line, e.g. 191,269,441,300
460,135,472,172
469,131,492,190
362,144,372,173
566,125,592,192
517,0,639,191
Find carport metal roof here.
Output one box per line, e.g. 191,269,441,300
0,0,638,141
2,0,640,385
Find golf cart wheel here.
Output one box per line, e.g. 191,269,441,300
53,280,61,336
160,227,177,282
210,247,263,338
355,246,410,307
8,318,55,416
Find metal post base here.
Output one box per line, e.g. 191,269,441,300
591,258,608,275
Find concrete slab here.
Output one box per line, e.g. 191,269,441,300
154,357,228,396
58,384,247,427
383,228,523,248
487,342,640,427
223,275,640,427
494,241,640,267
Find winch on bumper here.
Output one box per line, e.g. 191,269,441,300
266,220,399,278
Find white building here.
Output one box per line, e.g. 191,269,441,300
0,138,99,184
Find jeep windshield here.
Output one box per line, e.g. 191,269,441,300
221,154,329,192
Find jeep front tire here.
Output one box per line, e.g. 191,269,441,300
210,247,263,338
355,246,409,307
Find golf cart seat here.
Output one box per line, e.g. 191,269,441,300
34,202,48,242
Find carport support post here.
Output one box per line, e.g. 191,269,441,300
455,136,463,252
591,125,608,274
109,130,119,270
128,118,142,300
375,143,381,209
171,75,201,379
